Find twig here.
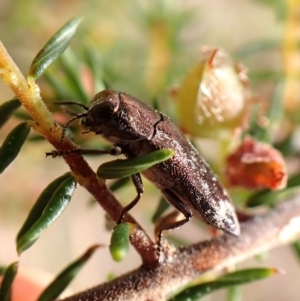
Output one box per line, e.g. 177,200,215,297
60,194,300,301
0,41,157,265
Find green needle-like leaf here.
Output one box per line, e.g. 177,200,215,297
248,80,284,143
0,122,30,173
292,240,300,264
0,267,5,276
109,223,136,262
83,46,106,93
234,39,279,59
151,197,170,223
0,262,18,301
28,17,82,79
97,149,175,179
0,98,21,128
37,245,100,301
108,177,131,192
17,176,76,254
168,268,277,301
227,285,241,301
246,173,300,207
16,172,72,242
58,49,90,103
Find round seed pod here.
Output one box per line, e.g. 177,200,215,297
175,48,250,138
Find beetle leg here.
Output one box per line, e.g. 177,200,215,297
156,188,192,260
45,145,123,157
117,173,144,224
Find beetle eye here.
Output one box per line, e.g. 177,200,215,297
88,101,116,125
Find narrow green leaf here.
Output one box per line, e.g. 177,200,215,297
251,0,286,20
17,176,76,254
82,46,106,93
246,186,300,208
27,133,46,142
233,39,279,59
108,177,131,192
43,71,73,100
248,80,284,143
267,81,284,125
0,262,18,301
152,197,170,223
89,176,129,206
58,49,90,103
37,245,99,301
0,122,30,174
97,149,175,179
0,98,21,128
226,286,241,301
16,172,72,242
248,70,282,82
109,223,136,262
12,110,32,121
28,17,82,79
0,267,5,276
292,240,300,264
168,268,277,301
246,173,300,207
217,268,277,283
106,273,115,281
274,132,293,157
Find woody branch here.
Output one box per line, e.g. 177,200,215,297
0,41,157,265
60,193,300,301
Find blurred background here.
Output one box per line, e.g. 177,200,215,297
1,0,300,300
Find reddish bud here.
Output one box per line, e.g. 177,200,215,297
225,137,287,190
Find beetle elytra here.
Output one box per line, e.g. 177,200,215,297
49,90,240,258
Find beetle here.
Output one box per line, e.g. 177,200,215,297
51,89,240,254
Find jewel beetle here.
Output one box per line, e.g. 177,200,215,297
53,90,240,252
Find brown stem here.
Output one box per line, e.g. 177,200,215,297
60,194,300,301
50,139,157,265
0,41,157,266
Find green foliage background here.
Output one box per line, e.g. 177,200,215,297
1,1,299,300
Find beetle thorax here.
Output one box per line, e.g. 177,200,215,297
81,90,162,144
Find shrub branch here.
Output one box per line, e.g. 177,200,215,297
60,194,300,301
2,42,300,301
0,41,157,265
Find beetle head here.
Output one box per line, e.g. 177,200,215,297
80,90,120,133
59,90,120,143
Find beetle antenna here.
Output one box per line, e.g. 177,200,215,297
54,101,89,110
60,112,87,144
54,101,89,144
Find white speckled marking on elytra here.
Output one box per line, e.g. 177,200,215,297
216,199,233,218
222,189,228,197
